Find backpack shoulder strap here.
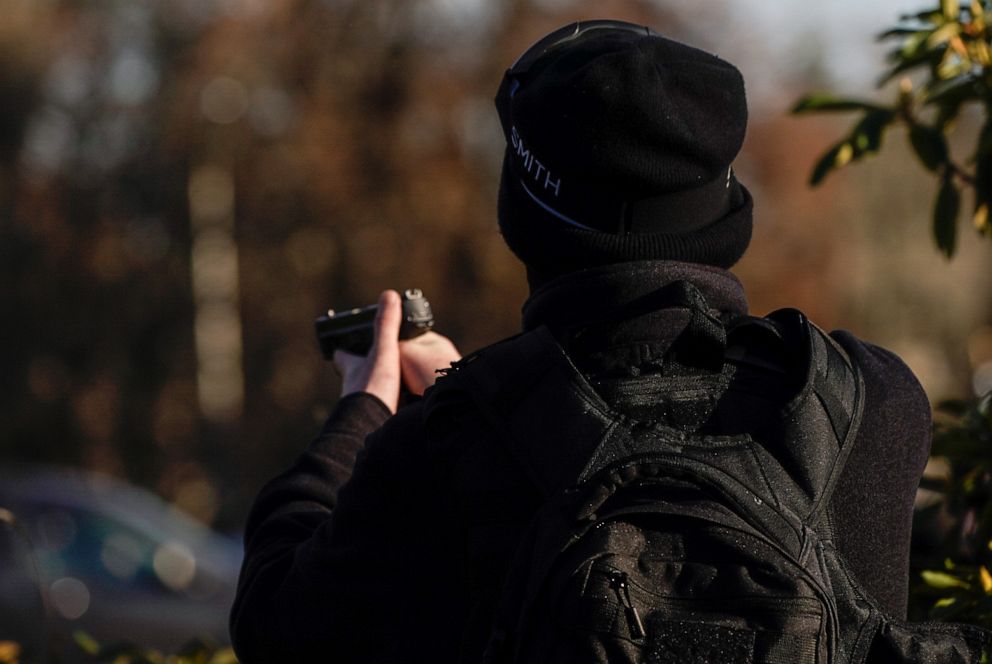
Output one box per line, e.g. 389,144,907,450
765,308,867,526
425,326,627,499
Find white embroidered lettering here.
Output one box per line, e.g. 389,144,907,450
517,141,530,165
533,161,545,181
511,125,562,197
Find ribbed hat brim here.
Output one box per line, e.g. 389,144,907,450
497,150,754,274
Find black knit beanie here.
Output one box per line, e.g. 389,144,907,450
495,21,752,279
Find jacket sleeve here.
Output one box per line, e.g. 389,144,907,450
828,331,932,619
230,388,469,663
229,392,397,662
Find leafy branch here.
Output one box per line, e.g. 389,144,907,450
793,0,992,257
914,395,992,625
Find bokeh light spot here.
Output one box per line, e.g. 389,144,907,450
174,478,220,525
284,226,337,278
192,230,239,300
973,362,992,397
249,87,295,137
100,533,144,581
50,577,90,620
188,166,235,226
45,54,93,106
200,76,248,125
153,541,197,592
108,50,159,106
22,107,76,173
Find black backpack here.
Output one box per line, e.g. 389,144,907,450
429,291,992,664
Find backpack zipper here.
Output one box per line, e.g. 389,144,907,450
608,570,646,639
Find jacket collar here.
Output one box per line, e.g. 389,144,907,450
521,260,748,333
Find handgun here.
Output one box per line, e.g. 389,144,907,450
315,288,434,359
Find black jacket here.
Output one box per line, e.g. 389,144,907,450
230,262,931,663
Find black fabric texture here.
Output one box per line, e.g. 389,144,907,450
828,331,933,614
494,25,753,274
646,620,755,664
495,28,747,195
449,313,842,663
230,261,934,663
498,159,754,276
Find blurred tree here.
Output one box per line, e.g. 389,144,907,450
0,0,695,532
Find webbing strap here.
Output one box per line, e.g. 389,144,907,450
803,323,865,528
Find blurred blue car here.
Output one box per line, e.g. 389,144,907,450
0,465,241,659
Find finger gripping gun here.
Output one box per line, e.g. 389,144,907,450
315,288,434,359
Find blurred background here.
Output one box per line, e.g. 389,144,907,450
2,0,992,655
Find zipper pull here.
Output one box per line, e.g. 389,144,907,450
608,570,646,639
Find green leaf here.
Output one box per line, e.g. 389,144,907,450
937,49,971,80
809,141,853,186
932,428,990,458
909,124,949,171
791,94,888,114
208,649,239,664
922,570,972,589
879,47,943,85
976,143,992,234
73,631,100,656
930,593,973,621
851,109,896,154
978,118,992,156
937,398,972,416
927,76,978,130
976,203,991,235
899,10,944,24
804,112,894,185
892,30,932,62
877,27,930,40
925,73,980,105
928,21,961,47
943,0,962,21
919,475,949,492
972,116,992,171
934,172,960,257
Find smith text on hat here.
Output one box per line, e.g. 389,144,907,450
510,126,562,197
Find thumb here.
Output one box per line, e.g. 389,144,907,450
372,289,402,354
